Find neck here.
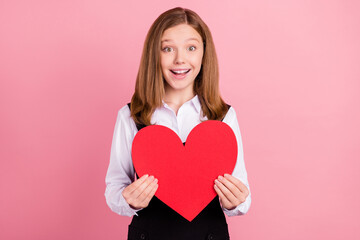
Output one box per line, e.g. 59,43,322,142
163,87,195,107
163,85,196,115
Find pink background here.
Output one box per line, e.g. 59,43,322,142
1,0,359,239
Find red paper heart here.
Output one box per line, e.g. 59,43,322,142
131,120,237,221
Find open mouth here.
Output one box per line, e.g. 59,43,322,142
170,69,191,75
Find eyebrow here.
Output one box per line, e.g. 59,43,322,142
161,38,200,43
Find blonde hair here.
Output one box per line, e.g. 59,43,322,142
130,7,228,125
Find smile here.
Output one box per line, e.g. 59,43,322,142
170,69,191,79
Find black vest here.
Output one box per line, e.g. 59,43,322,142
127,103,231,240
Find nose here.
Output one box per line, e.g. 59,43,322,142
174,49,185,64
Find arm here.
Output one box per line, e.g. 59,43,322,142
216,106,252,216
104,105,143,216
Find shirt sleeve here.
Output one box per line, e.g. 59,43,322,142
104,105,144,216
221,106,252,216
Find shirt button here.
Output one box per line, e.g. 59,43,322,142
140,233,146,239
207,234,214,240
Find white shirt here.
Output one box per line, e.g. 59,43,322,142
104,95,251,217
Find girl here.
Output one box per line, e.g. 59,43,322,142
105,7,251,240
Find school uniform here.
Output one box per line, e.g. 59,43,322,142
104,95,251,240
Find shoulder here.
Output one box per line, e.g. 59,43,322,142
223,105,237,122
221,104,242,130
116,104,137,133
221,105,243,138
117,104,131,118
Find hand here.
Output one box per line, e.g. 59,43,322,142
122,174,158,210
214,173,249,210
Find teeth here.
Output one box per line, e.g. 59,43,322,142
172,69,189,74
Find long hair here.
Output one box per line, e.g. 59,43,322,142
130,7,229,126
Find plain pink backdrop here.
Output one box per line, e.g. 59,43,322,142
1,0,359,239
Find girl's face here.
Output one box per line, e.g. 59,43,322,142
160,24,204,96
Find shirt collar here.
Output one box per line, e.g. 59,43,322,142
161,94,201,113
191,94,201,113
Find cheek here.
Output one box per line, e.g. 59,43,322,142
193,52,204,67
193,57,203,69
160,52,172,60
160,56,171,70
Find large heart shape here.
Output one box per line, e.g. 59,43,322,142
131,120,237,222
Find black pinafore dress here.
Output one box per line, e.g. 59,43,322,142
127,103,231,240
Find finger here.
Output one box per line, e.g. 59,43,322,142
137,178,158,203
214,184,231,207
132,175,155,199
224,173,246,191
124,174,149,195
218,175,243,200
214,179,238,205
140,181,159,206
224,173,248,195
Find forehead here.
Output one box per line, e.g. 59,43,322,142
161,24,202,43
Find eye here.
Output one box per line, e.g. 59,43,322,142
162,47,173,52
188,46,196,51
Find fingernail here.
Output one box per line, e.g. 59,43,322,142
144,174,149,178
224,173,230,177
215,179,219,184
218,176,223,181
154,178,158,183
149,175,154,180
